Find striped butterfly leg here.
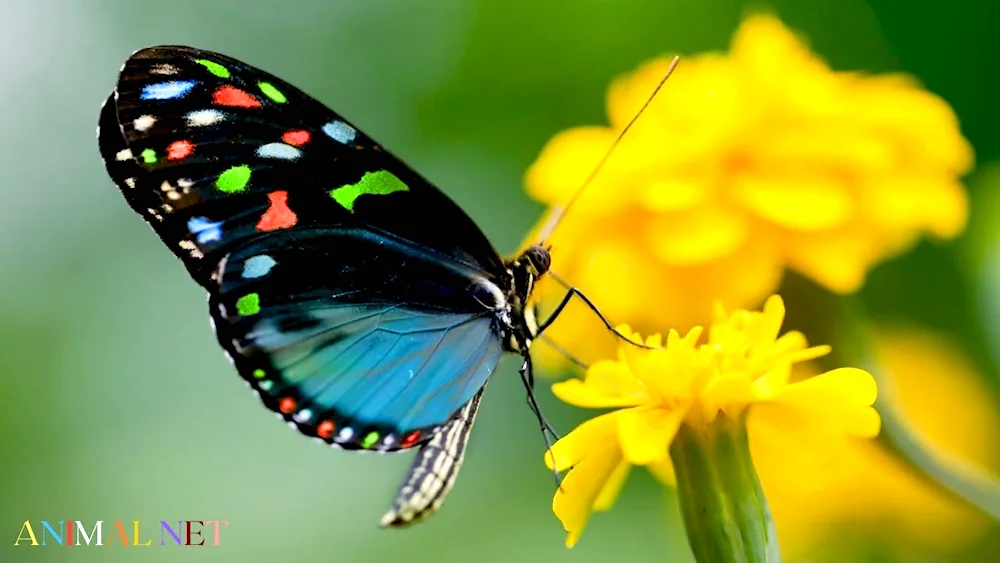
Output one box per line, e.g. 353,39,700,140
379,388,485,527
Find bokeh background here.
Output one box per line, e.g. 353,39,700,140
2,0,998,562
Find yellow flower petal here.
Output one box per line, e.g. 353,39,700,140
551,378,648,409
624,344,696,403
524,126,614,203
551,360,650,409
593,459,631,511
572,238,661,320
645,204,750,265
777,367,878,407
769,367,882,438
639,177,708,212
617,406,685,465
732,15,827,79
701,374,756,418
782,343,832,365
552,444,624,548
733,173,854,231
751,294,786,347
784,228,875,293
647,456,677,486
524,126,640,217
862,176,969,239
545,410,624,471
850,75,974,174
748,402,847,465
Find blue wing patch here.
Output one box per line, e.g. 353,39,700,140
217,300,504,452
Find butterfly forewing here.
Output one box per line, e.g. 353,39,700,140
101,46,505,285
99,46,513,452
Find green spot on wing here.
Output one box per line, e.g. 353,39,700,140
236,293,260,316
140,148,157,164
195,59,231,78
330,170,410,212
258,82,287,104
362,431,380,448
252,368,266,379
216,165,251,193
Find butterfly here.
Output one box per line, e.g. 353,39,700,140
97,46,577,526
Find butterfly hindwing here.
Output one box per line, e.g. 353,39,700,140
211,230,505,450
99,46,515,452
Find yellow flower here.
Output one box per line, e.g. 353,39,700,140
544,295,880,547
526,13,973,366
754,327,1000,560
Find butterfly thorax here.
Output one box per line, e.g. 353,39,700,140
501,244,550,354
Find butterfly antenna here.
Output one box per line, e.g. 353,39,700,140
548,270,574,291
536,55,680,245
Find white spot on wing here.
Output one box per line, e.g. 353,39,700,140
115,149,133,161
150,63,179,75
322,121,356,145
242,255,277,278
186,109,224,127
133,115,156,132
256,143,302,160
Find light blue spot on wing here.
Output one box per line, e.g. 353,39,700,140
140,80,198,100
242,255,277,278
322,121,357,145
187,217,223,243
256,143,302,160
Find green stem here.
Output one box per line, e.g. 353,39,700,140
670,413,781,563
836,295,1000,521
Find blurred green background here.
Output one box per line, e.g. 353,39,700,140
2,0,998,561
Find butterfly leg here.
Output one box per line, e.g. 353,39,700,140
379,389,485,528
518,352,563,487
536,285,651,349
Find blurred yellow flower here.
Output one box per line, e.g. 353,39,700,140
526,13,973,367
544,295,880,547
753,327,1000,560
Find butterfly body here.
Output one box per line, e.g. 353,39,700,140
98,46,550,456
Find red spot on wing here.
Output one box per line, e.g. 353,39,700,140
401,431,421,448
166,140,195,161
279,397,296,414
213,86,261,108
317,420,335,439
281,129,311,146
256,190,298,231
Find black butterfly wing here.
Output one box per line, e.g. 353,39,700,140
99,45,506,288
209,229,505,450
98,46,513,451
